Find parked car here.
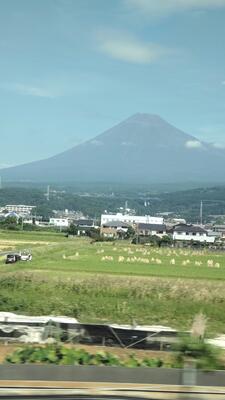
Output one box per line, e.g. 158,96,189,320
5,254,21,264
20,251,32,261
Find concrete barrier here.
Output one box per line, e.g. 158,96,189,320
0,365,225,386
0,365,182,384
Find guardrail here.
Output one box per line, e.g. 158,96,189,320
0,365,225,386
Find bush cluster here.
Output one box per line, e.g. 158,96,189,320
173,336,224,371
5,345,164,367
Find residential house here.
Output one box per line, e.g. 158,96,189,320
136,223,167,238
74,219,99,235
101,221,131,238
172,224,215,243
212,225,225,240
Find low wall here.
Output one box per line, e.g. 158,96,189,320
0,365,225,386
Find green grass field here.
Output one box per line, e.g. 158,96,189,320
1,230,225,334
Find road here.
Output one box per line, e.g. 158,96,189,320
0,383,225,400
0,394,224,400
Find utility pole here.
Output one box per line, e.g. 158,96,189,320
200,200,203,226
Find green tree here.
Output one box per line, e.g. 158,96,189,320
4,216,18,225
126,226,135,239
159,235,173,247
86,227,100,239
67,223,78,236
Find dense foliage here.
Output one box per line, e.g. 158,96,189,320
5,340,223,370
5,345,164,367
173,336,224,370
1,184,225,221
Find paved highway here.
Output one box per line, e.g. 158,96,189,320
0,395,224,400
0,388,225,400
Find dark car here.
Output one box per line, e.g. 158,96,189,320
5,254,21,264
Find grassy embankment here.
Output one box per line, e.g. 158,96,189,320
1,230,225,333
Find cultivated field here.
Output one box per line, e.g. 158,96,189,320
1,230,225,334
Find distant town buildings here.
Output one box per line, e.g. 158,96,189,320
52,209,84,220
101,213,163,226
0,202,222,245
4,204,36,215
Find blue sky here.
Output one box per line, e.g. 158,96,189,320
1,0,225,166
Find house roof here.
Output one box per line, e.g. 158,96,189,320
173,224,207,234
137,223,166,231
103,220,131,228
213,225,225,230
5,211,19,218
74,219,96,226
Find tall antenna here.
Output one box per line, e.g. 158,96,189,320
46,185,50,201
200,200,203,226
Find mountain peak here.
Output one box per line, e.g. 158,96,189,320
126,113,165,124
96,112,192,145
1,114,225,183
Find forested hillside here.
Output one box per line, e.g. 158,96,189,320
1,185,225,223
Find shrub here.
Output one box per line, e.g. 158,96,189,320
173,335,224,371
5,345,164,368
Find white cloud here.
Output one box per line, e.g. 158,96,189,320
1,83,56,98
125,0,225,17
97,30,170,64
0,163,14,169
185,140,203,149
13,84,55,98
212,142,225,149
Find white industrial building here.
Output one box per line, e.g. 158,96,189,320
49,217,69,228
5,205,36,215
101,213,163,226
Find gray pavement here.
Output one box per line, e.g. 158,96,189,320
0,381,225,400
